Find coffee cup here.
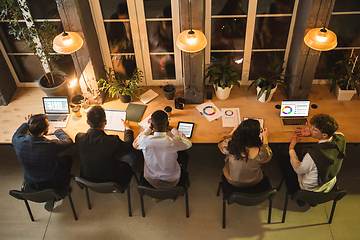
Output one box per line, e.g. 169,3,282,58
72,106,82,117
164,106,172,117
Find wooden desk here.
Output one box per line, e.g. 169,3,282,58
1,85,359,144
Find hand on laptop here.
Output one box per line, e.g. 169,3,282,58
294,122,311,137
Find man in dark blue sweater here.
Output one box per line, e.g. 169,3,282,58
12,114,74,211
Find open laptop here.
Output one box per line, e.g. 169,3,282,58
280,100,310,132
42,97,70,128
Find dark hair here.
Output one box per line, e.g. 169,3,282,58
151,110,168,127
227,119,262,161
117,3,128,16
310,114,338,137
28,114,48,136
87,106,106,129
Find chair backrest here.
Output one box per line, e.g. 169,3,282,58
293,189,347,205
74,177,126,194
9,189,62,203
137,185,185,199
228,188,277,206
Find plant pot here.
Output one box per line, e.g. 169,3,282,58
335,85,356,101
164,88,175,100
119,94,131,103
38,72,68,97
256,85,277,103
214,85,233,100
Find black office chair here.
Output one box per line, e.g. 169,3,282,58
137,172,190,218
74,172,139,217
217,175,277,228
9,177,78,221
278,178,347,223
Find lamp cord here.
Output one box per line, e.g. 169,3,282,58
59,0,70,34
188,0,192,31
323,0,332,28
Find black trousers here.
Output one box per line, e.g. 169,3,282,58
177,150,189,172
278,154,301,194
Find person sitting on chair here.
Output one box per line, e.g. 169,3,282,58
218,119,272,190
133,110,192,188
12,114,74,211
75,106,137,187
279,114,346,201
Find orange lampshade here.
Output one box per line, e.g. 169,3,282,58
176,29,207,53
304,27,337,51
53,32,83,54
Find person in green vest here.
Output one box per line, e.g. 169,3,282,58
279,114,346,205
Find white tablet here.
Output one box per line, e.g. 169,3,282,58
177,121,195,139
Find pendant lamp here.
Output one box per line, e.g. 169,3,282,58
176,0,207,52
303,4,337,51
53,31,83,54
304,27,337,51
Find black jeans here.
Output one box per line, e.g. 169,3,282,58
278,154,301,194
177,150,189,172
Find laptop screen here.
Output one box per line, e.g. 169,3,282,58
43,97,70,114
280,100,310,117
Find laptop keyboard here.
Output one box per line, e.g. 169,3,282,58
282,118,307,126
47,114,67,121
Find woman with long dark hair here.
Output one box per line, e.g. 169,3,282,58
218,119,272,188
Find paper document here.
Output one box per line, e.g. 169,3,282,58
104,110,126,131
140,89,158,104
221,108,240,127
138,114,152,130
196,102,224,122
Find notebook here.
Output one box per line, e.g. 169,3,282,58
42,97,70,128
126,103,147,122
280,100,310,132
140,89,158,104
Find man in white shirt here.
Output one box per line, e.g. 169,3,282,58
279,114,346,204
133,110,192,188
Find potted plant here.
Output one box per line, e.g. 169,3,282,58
326,53,360,101
0,0,68,96
205,56,240,100
98,67,144,103
163,83,176,100
248,57,286,103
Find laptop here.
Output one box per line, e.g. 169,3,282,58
42,97,70,128
280,100,310,132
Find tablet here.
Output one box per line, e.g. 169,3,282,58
177,121,195,139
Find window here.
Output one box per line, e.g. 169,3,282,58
0,0,75,86
92,0,182,86
315,1,360,80
206,0,298,84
